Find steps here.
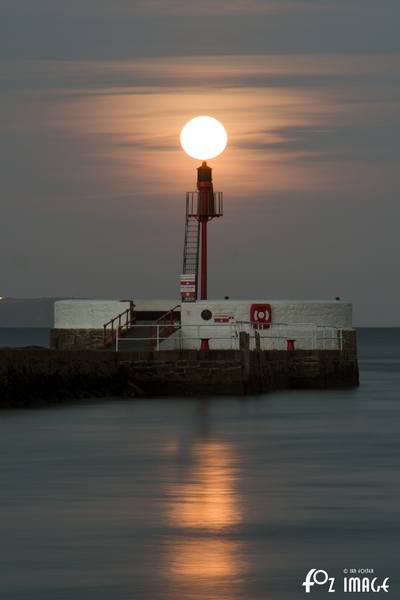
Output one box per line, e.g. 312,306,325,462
103,304,135,347
182,208,200,301
104,305,181,351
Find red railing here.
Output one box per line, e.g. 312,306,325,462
148,304,181,349
103,307,134,346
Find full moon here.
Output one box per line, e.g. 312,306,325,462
180,116,228,160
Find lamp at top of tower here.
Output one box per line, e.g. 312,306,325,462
180,116,228,161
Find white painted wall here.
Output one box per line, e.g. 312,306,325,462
54,300,131,329
161,300,353,351
54,298,353,351
54,299,179,329
181,300,352,329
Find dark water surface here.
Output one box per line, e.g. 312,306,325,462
1,329,399,599
0,327,50,348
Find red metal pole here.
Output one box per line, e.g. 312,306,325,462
198,164,212,301
200,215,208,300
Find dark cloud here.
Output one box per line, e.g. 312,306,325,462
237,123,400,165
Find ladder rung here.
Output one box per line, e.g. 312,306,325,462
183,213,200,295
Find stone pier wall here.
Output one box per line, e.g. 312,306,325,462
0,333,359,407
50,329,104,350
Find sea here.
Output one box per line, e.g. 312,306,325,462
0,328,399,600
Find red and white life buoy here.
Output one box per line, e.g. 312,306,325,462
250,304,272,329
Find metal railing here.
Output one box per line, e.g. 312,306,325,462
114,321,344,352
186,191,223,218
234,321,343,351
147,304,181,350
103,307,134,346
115,323,180,352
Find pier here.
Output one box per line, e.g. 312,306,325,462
0,331,358,407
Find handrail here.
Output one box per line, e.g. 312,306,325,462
108,314,343,351
148,304,181,349
115,322,344,352
186,191,223,218
103,307,134,346
104,303,181,348
155,304,181,325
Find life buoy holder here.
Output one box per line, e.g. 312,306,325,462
250,303,272,330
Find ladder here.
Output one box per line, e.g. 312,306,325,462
182,211,200,299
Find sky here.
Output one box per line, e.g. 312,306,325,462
0,0,399,325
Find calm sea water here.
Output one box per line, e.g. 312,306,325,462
0,327,50,348
0,328,399,599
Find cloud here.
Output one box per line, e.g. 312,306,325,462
2,54,399,93
4,0,344,18
1,0,399,59
237,123,400,165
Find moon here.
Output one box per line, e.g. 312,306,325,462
180,116,228,161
